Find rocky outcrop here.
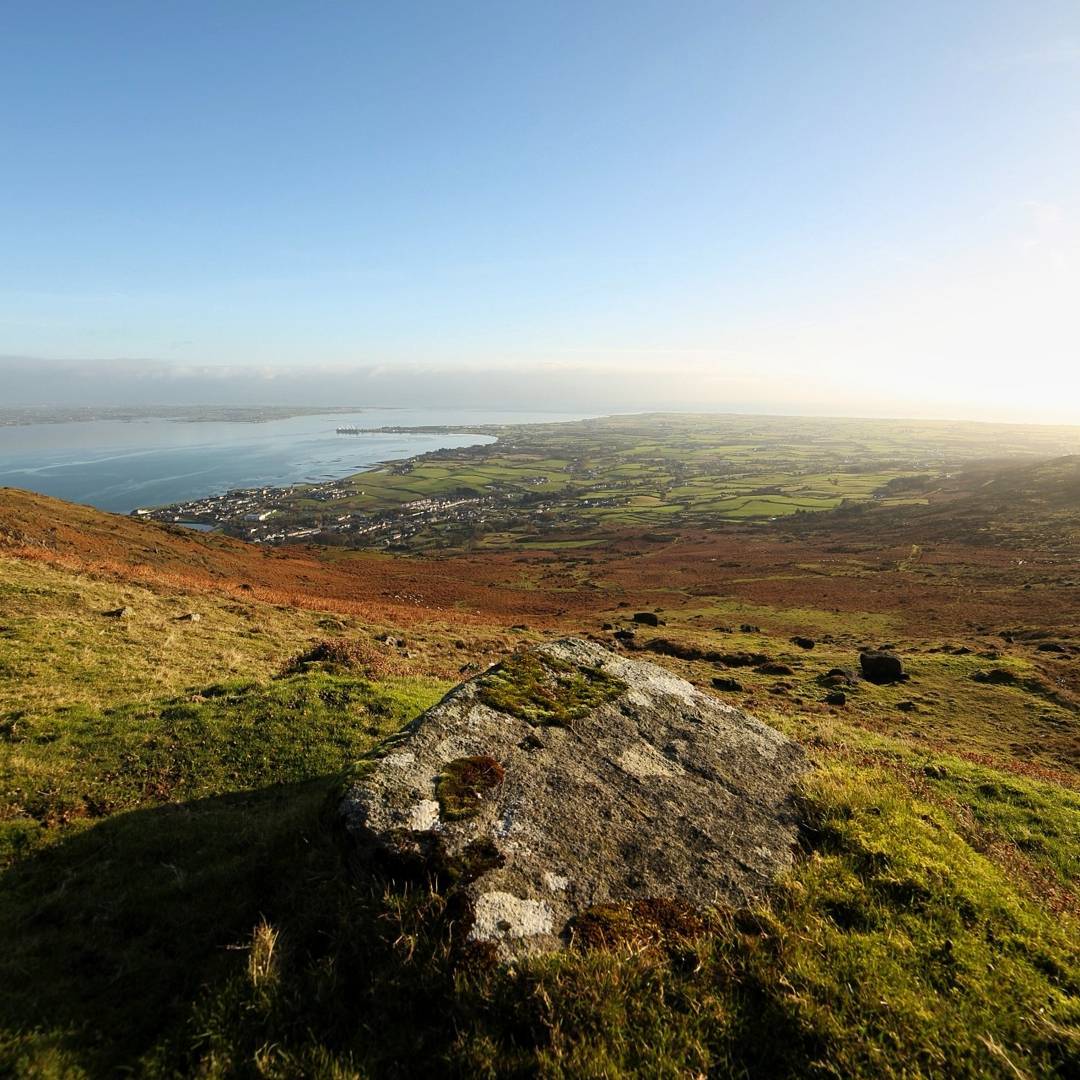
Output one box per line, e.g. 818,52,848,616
339,638,808,960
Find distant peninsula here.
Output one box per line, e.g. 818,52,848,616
0,405,387,427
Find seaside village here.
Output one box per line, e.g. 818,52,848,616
134,482,501,547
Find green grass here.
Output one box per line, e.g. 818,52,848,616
921,757,1080,887
175,412,1080,550
0,558,345,719
0,672,448,866
2,552,1079,1076
4,757,1076,1077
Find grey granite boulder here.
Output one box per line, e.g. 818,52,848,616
339,638,807,959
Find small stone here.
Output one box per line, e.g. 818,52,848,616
825,691,846,706
859,650,905,684
791,636,815,650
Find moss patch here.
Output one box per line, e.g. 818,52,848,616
476,651,626,726
435,755,505,820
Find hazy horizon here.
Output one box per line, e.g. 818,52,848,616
3,2,1079,423
5,354,1080,428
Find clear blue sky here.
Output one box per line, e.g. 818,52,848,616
3,2,1079,418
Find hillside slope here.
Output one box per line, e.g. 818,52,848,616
0,489,1078,1077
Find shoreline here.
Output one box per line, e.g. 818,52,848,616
0,405,386,428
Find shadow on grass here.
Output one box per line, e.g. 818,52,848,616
1,773,818,1079
9,763,1073,1077
0,777,452,1075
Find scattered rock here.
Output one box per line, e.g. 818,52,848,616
824,690,846,706
102,607,129,619
896,700,917,713
632,612,660,627
922,763,949,779
791,636,815,650
339,639,808,960
1037,642,1068,654
859,650,906,685
740,624,761,634
175,612,201,623
613,629,636,643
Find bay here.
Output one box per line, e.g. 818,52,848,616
0,408,589,514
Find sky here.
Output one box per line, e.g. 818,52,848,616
2,1,1079,421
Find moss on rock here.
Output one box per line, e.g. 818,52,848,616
435,755,505,820
476,650,626,726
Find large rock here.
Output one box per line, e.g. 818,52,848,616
339,639,808,959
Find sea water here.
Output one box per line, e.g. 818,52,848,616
0,409,588,513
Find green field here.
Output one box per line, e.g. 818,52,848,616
255,413,1080,550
